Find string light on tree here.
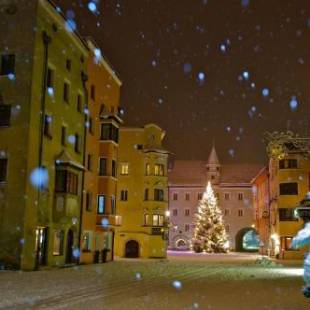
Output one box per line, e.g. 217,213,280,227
192,182,228,253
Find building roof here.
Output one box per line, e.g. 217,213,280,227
168,160,263,187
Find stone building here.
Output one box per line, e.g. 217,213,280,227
168,147,262,251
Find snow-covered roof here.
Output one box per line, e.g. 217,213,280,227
169,160,263,186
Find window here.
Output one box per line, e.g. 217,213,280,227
279,208,298,221
47,67,54,88
279,159,298,169
225,225,230,233
53,230,64,256
89,117,93,134
63,82,70,103
111,196,116,214
120,163,129,175
238,193,243,201
238,209,244,217
154,164,164,176
99,158,107,176
44,115,52,138
173,193,178,201
153,214,164,226
90,85,95,101
0,105,11,127
55,170,78,195
1,54,15,76
211,175,215,180
198,193,202,200
145,163,151,175
154,189,164,201
173,209,178,216
61,126,66,146
100,123,119,143
112,160,116,177
87,154,93,171
0,158,8,182
185,193,190,201
74,133,80,153
86,192,92,211
66,59,71,71
144,214,149,226
224,209,230,216
144,188,149,200
120,190,128,201
185,209,190,216
77,94,83,113
224,193,230,200
82,231,92,252
97,195,106,214
279,183,298,195
185,224,190,232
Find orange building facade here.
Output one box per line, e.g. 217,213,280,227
252,167,270,255
79,39,122,264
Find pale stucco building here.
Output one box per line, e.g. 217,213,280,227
168,147,262,251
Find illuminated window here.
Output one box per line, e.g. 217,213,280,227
97,195,106,214
82,231,93,252
120,163,129,175
154,164,164,176
144,214,149,226
153,214,164,226
145,163,151,175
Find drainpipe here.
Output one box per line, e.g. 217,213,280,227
34,31,51,271
78,71,88,264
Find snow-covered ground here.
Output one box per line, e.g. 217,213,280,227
0,252,308,310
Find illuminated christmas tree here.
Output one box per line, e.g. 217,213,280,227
192,182,228,253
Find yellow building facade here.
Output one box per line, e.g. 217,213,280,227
80,39,122,264
114,124,169,258
268,155,310,259
0,0,89,270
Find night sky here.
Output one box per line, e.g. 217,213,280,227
57,0,310,163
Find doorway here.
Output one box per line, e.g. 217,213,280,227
35,227,48,267
125,240,139,258
66,229,74,263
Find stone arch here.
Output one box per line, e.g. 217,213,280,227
171,235,190,250
235,227,260,252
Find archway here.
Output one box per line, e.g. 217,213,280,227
176,239,188,249
125,240,139,258
235,227,259,252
